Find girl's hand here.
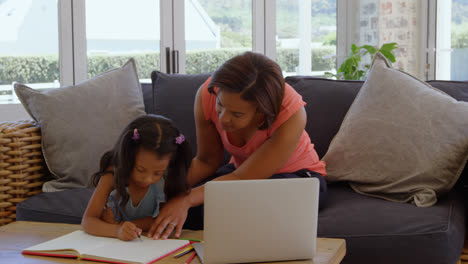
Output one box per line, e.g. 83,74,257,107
118,221,142,241
147,194,191,240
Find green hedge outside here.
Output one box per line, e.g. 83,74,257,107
0,47,336,85
0,56,60,84
88,53,161,79
276,47,336,72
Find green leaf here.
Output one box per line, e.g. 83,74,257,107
361,45,377,55
379,50,396,62
356,70,365,80
351,44,360,54
380,42,398,52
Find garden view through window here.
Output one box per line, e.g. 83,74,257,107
85,0,161,80
276,0,336,76
184,0,252,74
0,0,59,104
0,0,467,105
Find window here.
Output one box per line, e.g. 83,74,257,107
184,0,252,74
346,0,425,79
85,0,160,80
276,0,336,76
2,0,462,113
0,0,59,104
436,0,468,80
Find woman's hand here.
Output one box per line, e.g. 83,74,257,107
117,221,142,241
147,194,191,240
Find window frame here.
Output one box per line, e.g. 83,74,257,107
2,0,440,118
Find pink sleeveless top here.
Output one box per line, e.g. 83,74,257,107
201,78,326,176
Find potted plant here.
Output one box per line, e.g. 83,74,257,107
326,42,398,80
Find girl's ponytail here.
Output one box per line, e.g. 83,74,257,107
165,135,192,200
91,150,114,186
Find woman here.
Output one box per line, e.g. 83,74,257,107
148,51,327,239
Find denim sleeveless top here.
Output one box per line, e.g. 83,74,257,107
107,178,166,222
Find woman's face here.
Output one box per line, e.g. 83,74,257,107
130,148,170,189
215,89,261,132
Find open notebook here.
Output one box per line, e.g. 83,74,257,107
22,230,189,264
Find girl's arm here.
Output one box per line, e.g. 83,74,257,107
81,173,141,241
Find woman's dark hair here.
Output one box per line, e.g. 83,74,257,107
91,114,191,218
207,51,285,130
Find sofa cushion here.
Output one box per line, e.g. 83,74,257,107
150,71,211,156
14,59,146,191
284,77,468,192
16,188,94,224
322,53,468,207
141,81,153,113
319,184,465,264
284,77,362,159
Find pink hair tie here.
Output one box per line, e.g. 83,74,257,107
132,128,140,141
175,134,185,144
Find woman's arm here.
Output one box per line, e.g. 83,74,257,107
81,173,141,241
148,106,307,240
187,85,225,186
148,84,224,239
178,107,307,215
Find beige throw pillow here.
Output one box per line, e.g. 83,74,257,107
323,53,468,207
15,59,146,192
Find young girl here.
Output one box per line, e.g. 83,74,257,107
82,114,191,241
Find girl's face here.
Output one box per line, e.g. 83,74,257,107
215,90,262,132
130,148,170,189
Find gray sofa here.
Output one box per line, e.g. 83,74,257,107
17,72,468,264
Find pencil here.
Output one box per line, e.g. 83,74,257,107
185,251,197,264
110,195,142,241
174,246,194,258
170,237,203,242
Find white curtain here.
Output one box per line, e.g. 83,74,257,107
348,0,424,79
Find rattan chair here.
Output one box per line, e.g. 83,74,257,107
0,120,45,226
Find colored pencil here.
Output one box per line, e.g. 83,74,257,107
185,251,197,264
170,237,203,242
174,245,194,258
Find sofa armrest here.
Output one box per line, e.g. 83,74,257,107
0,120,47,226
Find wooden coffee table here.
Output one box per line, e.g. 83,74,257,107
0,221,346,264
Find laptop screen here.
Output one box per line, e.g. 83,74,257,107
202,178,319,264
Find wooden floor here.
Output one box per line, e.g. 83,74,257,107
458,240,468,264
457,238,468,264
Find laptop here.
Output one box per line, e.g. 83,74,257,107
194,177,320,264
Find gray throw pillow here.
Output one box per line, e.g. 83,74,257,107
323,53,468,207
15,59,146,192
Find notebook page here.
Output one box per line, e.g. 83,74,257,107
23,230,111,254
82,237,189,263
